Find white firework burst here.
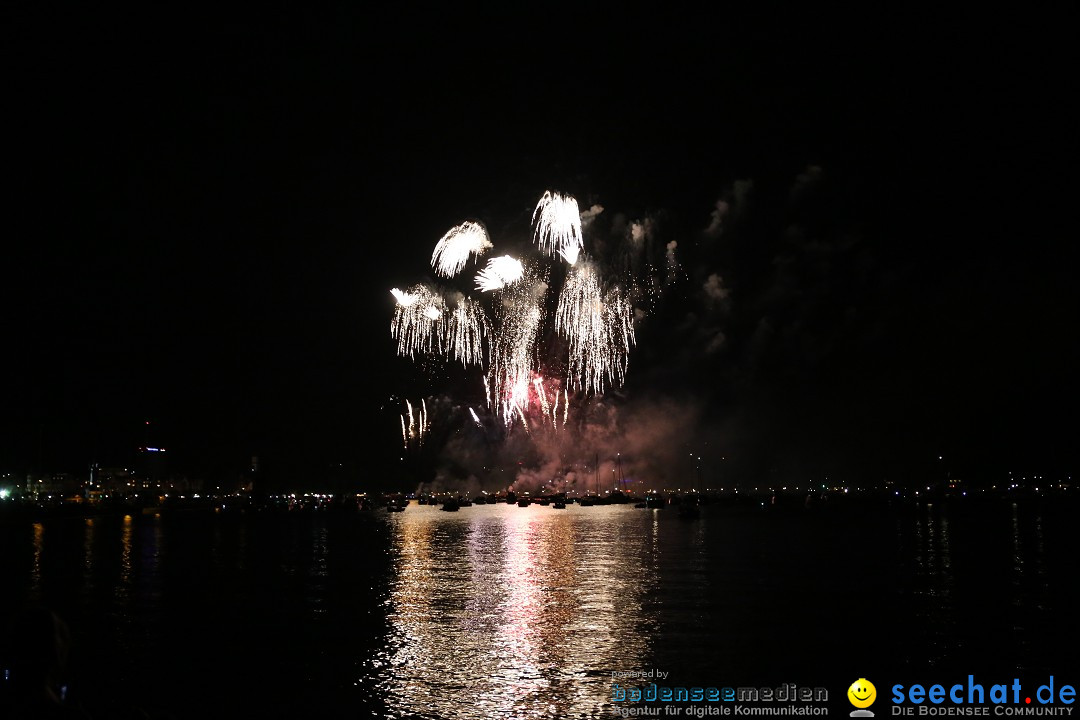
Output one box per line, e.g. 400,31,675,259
487,265,547,425
532,191,583,266
443,294,488,366
475,255,524,292
431,221,492,278
556,261,636,396
388,188,655,434
391,284,447,358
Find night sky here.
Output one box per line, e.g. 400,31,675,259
3,6,1075,489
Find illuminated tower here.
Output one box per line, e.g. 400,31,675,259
136,446,168,488
137,421,167,489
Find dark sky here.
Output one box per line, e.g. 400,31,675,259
2,6,1075,488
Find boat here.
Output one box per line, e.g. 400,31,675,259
607,490,629,504
577,457,600,507
517,497,531,507
553,500,566,509
441,499,460,511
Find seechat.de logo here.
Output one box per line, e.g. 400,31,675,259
849,678,878,718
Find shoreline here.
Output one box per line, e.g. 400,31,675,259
1,489,1074,524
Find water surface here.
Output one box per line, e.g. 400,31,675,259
1,499,1075,718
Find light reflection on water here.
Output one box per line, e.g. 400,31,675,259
379,505,653,719
30,521,43,598
82,518,95,600
118,514,133,600
1009,502,1051,672
910,503,955,667
3,498,1076,718
307,523,329,615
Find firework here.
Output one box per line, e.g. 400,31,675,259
390,189,651,434
532,191,583,265
383,188,693,497
431,221,492,278
551,386,559,431
486,262,546,425
475,255,524,293
556,261,636,396
401,398,429,449
444,294,488,366
391,284,447,359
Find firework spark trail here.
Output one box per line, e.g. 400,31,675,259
533,378,551,421
488,263,546,426
401,399,418,450
551,385,559,431
444,295,488,366
491,300,541,424
431,221,492,278
666,240,681,285
555,262,636,396
421,399,428,444
391,285,447,358
532,191,583,265
475,255,524,292
401,398,431,449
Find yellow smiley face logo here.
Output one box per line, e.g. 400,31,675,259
848,679,876,708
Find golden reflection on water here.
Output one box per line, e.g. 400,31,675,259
30,522,44,598
381,505,653,719
117,513,133,602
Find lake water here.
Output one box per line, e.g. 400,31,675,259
1,498,1076,718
